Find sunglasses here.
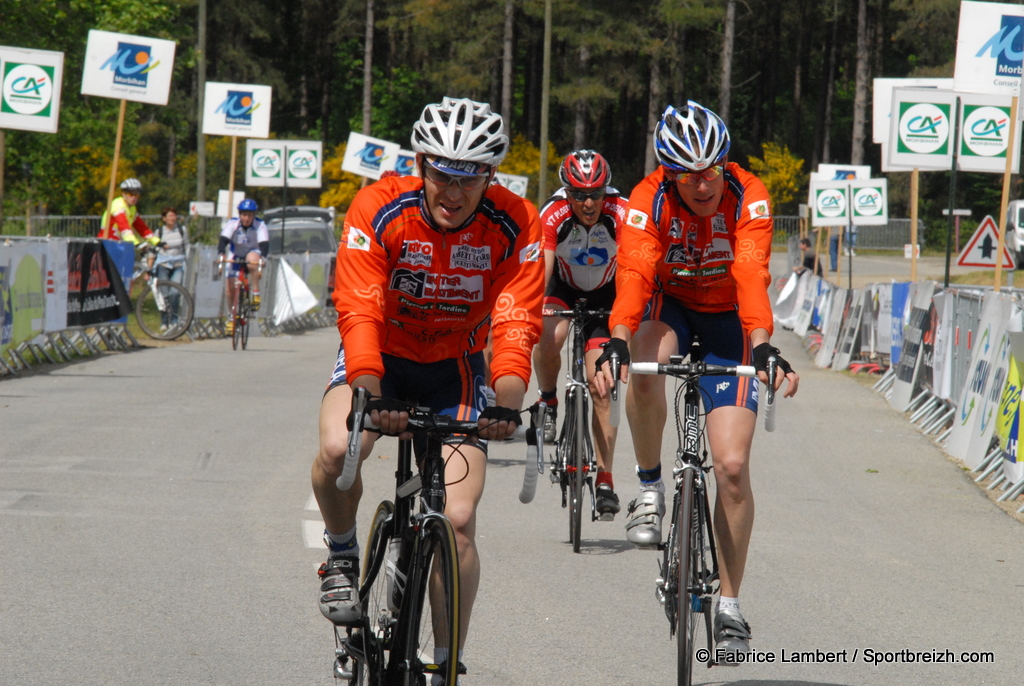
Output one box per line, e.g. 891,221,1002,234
667,165,724,186
567,188,605,202
423,165,490,191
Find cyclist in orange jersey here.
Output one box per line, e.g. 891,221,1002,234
311,98,543,670
595,101,799,661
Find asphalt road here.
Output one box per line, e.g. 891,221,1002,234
2,253,1021,685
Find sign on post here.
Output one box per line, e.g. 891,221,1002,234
956,215,1015,268
494,173,529,198
850,178,889,225
342,132,400,180
202,82,272,138
245,139,323,188
81,30,176,105
953,1,1024,97
0,46,64,133
809,181,850,228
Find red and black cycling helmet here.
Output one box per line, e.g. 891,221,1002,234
558,150,611,190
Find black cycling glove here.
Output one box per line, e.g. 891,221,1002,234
480,405,522,428
594,337,630,376
346,397,410,431
752,342,794,375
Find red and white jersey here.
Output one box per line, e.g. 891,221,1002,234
333,175,544,387
539,188,628,292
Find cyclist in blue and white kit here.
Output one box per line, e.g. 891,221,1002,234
217,198,269,333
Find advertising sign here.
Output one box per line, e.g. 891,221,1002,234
953,0,1024,97
80,30,175,105
494,173,529,198
202,82,272,138
808,180,849,228
957,93,1020,173
342,132,400,180
812,164,871,181
887,87,957,170
245,139,323,188
0,46,63,133
850,178,888,226
392,149,417,176
872,78,953,144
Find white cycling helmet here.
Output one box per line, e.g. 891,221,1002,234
411,97,509,173
653,101,731,172
120,177,143,193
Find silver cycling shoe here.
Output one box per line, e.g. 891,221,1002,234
625,489,665,547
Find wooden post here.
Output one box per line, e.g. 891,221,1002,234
104,99,128,239
994,95,1018,293
910,167,919,283
227,135,238,217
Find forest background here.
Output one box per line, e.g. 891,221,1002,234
0,0,1016,247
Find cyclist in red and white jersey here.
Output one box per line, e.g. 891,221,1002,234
311,98,544,669
532,150,628,518
595,101,799,659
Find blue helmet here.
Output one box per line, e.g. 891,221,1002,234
238,198,258,212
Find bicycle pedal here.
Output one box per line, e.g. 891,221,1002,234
597,512,615,522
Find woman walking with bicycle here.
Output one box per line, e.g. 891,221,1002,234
595,101,799,661
310,97,543,681
533,150,628,518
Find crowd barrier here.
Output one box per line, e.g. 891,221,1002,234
0,236,336,376
775,261,1024,513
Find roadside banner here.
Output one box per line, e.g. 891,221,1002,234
0,45,64,133
999,333,1024,484
44,241,69,332
953,1,1024,98
342,132,400,180
887,87,957,171
272,259,318,325
202,82,272,138
65,240,130,327
889,281,939,412
245,139,323,188
0,241,47,356
80,30,175,105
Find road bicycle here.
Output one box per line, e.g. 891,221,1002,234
217,256,261,351
629,341,775,686
538,299,619,553
130,245,194,341
331,387,541,685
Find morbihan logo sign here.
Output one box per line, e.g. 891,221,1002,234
101,42,159,88
896,102,950,155
977,14,1024,79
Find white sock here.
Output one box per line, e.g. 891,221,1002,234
431,648,463,685
639,478,665,494
324,525,359,557
717,596,740,615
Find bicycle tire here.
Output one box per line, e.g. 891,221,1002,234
675,467,697,686
395,515,460,686
240,291,251,350
563,391,583,553
350,500,396,686
133,280,194,341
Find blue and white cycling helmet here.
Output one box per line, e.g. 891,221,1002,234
653,100,731,172
411,97,509,173
238,198,258,212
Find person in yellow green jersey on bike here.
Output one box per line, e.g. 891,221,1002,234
100,178,161,247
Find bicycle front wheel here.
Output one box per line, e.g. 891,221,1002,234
134,280,194,340
675,468,697,686
561,391,584,553
239,290,251,350
350,500,396,686
396,515,460,686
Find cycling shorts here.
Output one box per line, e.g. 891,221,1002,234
544,275,614,352
642,293,758,414
227,251,261,277
326,347,492,455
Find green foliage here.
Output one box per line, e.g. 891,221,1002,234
747,142,807,214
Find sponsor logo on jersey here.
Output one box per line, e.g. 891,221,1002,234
399,240,433,267
747,200,770,219
390,269,484,302
666,242,691,265
712,215,728,235
347,227,371,251
520,241,541,263
570,246,610,267
450,244,491,270
627,209,648,229
669,218,684,239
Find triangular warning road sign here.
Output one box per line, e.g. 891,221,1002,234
956,215,1015,269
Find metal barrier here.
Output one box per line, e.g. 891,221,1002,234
1,215,225,243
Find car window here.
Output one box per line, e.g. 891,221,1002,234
267,223,336,253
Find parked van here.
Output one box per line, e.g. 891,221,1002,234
1006,199,1024,267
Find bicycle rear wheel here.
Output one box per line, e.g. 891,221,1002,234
396,516,460,686
134,280,194,341
674,468,697,686
240,293,251,350
348,500,396,686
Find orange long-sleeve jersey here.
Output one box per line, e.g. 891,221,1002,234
609,163,774,337
334,175,544,386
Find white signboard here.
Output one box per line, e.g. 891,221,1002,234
887,87,957,170
80,30,176,105
245,139,323,188
216,190,247,219
812,164,871,181
850,178,888,226
958,93,1020,173
953,1,1024,97
872,78,953,144
808,180,849,228
342,132,400,180
189,201,215,217
392,149,418,176
494,172,529,198
202,82,272,138
0,46,64,133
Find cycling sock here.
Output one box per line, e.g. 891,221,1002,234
539,389,558,404
596,470,614,489
324,525,358,556
431,648,464,685
637,464,662,485
717,596,741,615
